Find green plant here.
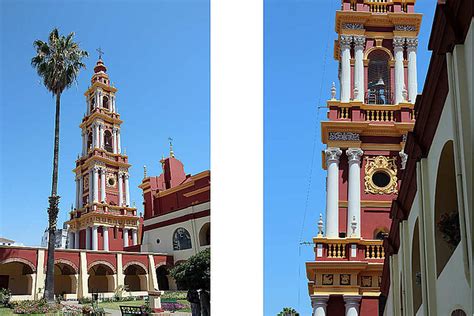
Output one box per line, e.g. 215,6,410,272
12,299,61,314
437,211,461,248
0,288,11,307
277,307,300,316
31,28,88,302
170,248,210,290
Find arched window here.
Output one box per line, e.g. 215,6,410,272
87,132,93,151
173,228,192,251
156,265,170,290
199,223,210,246
452,310,467,316
90,98,95,112
373,227,389,240
103,96,109,110
104,130,113,153
435,140,460,277
367,50,392,104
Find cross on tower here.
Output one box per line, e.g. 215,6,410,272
168,137,175,158
96,47,104,60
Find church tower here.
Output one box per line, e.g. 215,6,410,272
306,1,421,315
65,57,140,252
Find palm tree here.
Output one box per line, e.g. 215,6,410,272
31,28,88,301
277,307,300,316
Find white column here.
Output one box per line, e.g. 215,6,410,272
118,172,123,206
117,129,122,154
394,37,405,104
75,177,80,209
79,176,83,208
111,96,116,113
67,231,74,249
112,128,118,154
92,225,98,250
311,295,329,316
124,173,130,207
132,229,138,246
97,90,102,108
353,36,365,102
85,227,91,250
103,226,109,251
346,148,363,238
93,167,99,203
99,124,104,149
344,295,361,316
88,169,93,204
86,97,90,115
123,228,129,247
340,35,352,102
74,231,80,249
325,148,342,238
81,131,86,156
406,38,418,103
100,168,106,202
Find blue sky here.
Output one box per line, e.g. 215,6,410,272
0,0,209,246
264,1,435,315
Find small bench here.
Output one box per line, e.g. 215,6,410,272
120,305,146,315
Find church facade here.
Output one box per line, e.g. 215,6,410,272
306,1,421,315
0,57,208,301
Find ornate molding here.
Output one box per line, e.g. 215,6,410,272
346,148,364,164
393,37,405,49
353,36,366,49
325,147,342,164
328,132,360,141
342,23,364,30
406,37,418,50
340,35,353,49
364,156,398,194
395,25,416,32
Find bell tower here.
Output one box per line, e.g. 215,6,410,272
66,57,140,252
306,1,421,315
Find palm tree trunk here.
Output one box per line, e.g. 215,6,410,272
44,93,61,302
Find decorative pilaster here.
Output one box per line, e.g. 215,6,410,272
311,295,329,316
340,35,352,102
94,123,100,148
406,38,418,103
117,129,122,154
91,225,98,250
353,36,365,102
346,148,363,238
393,37,405,104
344,295,361,316
118,172,124,206
100,168,106,202
79,176,83,208
75,177,80,209
93,166,99,203
99,123,104,149
67,231,74,249
111,128,116,154
325,147,342,238
132,229,138,246
123,228,129,248
74,231,80,249
81,131,86,156
124,173,130,207
103,226,109,251
85,227,91,250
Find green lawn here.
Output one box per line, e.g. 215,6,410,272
0,307,14,316
96,299,145,310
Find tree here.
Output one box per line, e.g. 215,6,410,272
277,307,300,316
31,28,88,301
170,248,210,290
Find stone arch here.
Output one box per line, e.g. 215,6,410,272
123,261,148,274
104,130,113,153
0,258,35,295
102,96,109,110
124,263,147,292
199,222,210,246
411,219,422,314
173,227,192,251
88,262,116,293
54,260,78,296
451,309,467,316
366,49,392,104
364,46,394,61
434,140,460,277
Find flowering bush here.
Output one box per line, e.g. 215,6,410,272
0,288,11,307
161,302,185,312
62,304,84,316
12,299,62,314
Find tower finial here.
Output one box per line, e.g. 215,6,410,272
168,137,175,158
317,213,324,237
143,165,147,178
331,82,337,100
96,47,104,60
